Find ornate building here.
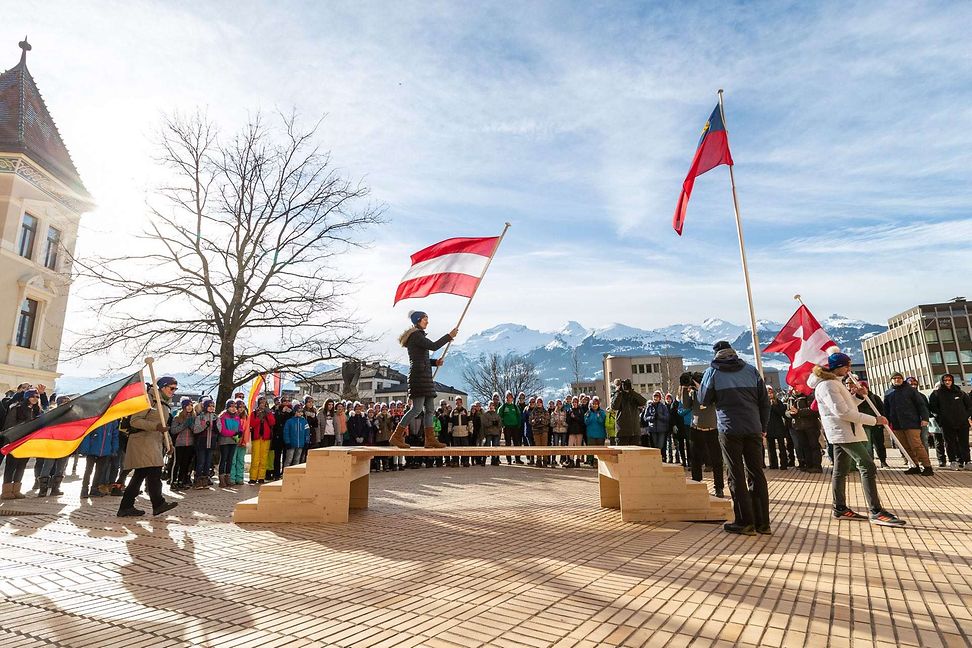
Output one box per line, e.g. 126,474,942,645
0,40,94,392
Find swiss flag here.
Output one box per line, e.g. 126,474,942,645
763,305,836,395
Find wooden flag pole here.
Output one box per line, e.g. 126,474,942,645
719,89,764,377
144,356,173,454
433,222,511,380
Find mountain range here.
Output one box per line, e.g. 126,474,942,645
54,315,885,399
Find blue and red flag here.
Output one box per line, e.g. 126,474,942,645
672,103,734,236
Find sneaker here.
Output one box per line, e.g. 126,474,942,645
755,526,772,535
833,508,867,521
117,507,145,517
921,466,934,476
903,467,921,475
869,510,906,527
153,501,178,516
723,523,756,536
949,461,958,470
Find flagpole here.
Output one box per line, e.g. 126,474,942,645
719,89,764,376
433,222,512,380
144,357,173,454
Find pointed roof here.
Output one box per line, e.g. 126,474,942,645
0,39,90,198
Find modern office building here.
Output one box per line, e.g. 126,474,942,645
0,40,94,392
861,298,972,390
603,354,685,396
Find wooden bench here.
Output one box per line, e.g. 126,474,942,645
233,445,731,525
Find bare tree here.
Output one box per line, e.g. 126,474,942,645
570,347,583,387
461,352,543,404
69,111,382,405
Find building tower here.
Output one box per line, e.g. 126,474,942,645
0,39,94,392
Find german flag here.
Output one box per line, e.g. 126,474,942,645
1,371,150,459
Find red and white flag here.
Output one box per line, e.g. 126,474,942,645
763,305,836,395
394,236,501,304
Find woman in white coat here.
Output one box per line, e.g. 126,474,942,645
807,350,905,527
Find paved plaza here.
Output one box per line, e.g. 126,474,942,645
1,463,971,648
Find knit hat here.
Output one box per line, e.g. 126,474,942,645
409,310,427,326
157,376,178,389
201,397,215,407
826,352,851,371
225,399,237,408
23,389,39,400
712,340,732,353
891,371,904,379
180,397,192,407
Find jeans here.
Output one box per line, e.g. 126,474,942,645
400,396,436,429
485,434,501,465
195,446,214,481
82,456,112,495
864,425,887,463
218,444,236,474
832,441,882,513
284,446,304,467
720,433,769,529
2,457,28,483
690,428,724,494
119,466,165,511
37,457,68,480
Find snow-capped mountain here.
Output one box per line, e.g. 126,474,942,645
434,315,886,397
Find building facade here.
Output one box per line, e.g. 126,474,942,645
0,41,93,392
295,362,467,405
570,379,606,403
603,354,685,396
861,298,972,390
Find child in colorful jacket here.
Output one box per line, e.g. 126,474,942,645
192,397,217,489
248,397,275,484
216,400,242,487
283,403,309,466
78,420,119,498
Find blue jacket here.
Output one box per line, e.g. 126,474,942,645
883,383,930,430
584,408,607,438
78,420,119,457
641,401,670,434
700,354,769,436
283,416,309,448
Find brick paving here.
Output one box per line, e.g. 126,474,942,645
1,462,971,647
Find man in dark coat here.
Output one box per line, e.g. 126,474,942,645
394,311,457,449
700,341,770,536
1,389,42,500
765,387,792,469
883,372,933,475
929,373,972,469
611,379,646,446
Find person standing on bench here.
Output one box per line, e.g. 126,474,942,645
390,310,458,449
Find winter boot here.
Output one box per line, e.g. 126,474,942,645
36,476,50,497
0,483,12,500
424,427,446,449
389,424,411,449
49,477,64,497
12,482,26,499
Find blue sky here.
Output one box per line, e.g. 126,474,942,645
5,1,972,374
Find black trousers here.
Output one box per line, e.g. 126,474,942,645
766,436,793,468
119,466,165,510
795,427,822,469
720,433,769,529
864,425,887,463
502,426,521,463
942,425,970,464
689,428,724,493
173,446,194,484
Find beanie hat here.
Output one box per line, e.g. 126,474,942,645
826,352,851,371
23,389,39,400
157,376,178,389
225,399,237,408
201,397,214,406
712,340,732,353
409,310,427,326
180,397,192,407
906,376,917,383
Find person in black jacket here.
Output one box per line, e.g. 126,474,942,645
394,311,457,449
787,392,822,472
765,387,792,469
1,389,41,500
884,372,933,475
269,397,294,480
929,373,972,469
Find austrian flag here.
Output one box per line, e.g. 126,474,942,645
763,305,837,395
394,236,502,304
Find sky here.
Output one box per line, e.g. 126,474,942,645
5,0,972,380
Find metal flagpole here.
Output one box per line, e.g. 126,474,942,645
719,89,764,376
432,222,512,380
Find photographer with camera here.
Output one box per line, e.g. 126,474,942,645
680,370,724,498
611,378,646,446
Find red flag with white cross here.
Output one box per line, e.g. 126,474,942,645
763,305,836,395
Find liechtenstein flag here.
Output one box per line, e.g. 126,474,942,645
672,103,734,236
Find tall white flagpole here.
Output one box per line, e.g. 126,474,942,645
432,222,511,380
719,89,764,376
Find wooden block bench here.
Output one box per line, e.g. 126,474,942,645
233,445,731,525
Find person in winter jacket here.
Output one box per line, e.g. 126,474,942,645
481,401,502,466
584,396,608,466
700,341,770,536
117,377,179,517
79,420,120,498
528,398,551,466
928,373,972,469
393,311,457,449
0,389,41,500
787,392,822,472
851,382,888,468
247,397,275,484
565,396,586,467
883,372,933,475
641,391,671,457
215,399,242,487
333,402,347,448
450,398,472,467
809,351,905,527
169,397,196,489
283,404,309,466
304,396,320,450
498,391,523,464
611,379,646,445
681,379,724,498
192,397,218,489
270,398,294,479
765,387,792,469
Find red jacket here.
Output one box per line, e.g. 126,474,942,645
249,411,276,441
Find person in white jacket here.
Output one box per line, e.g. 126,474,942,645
807,350,906,527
